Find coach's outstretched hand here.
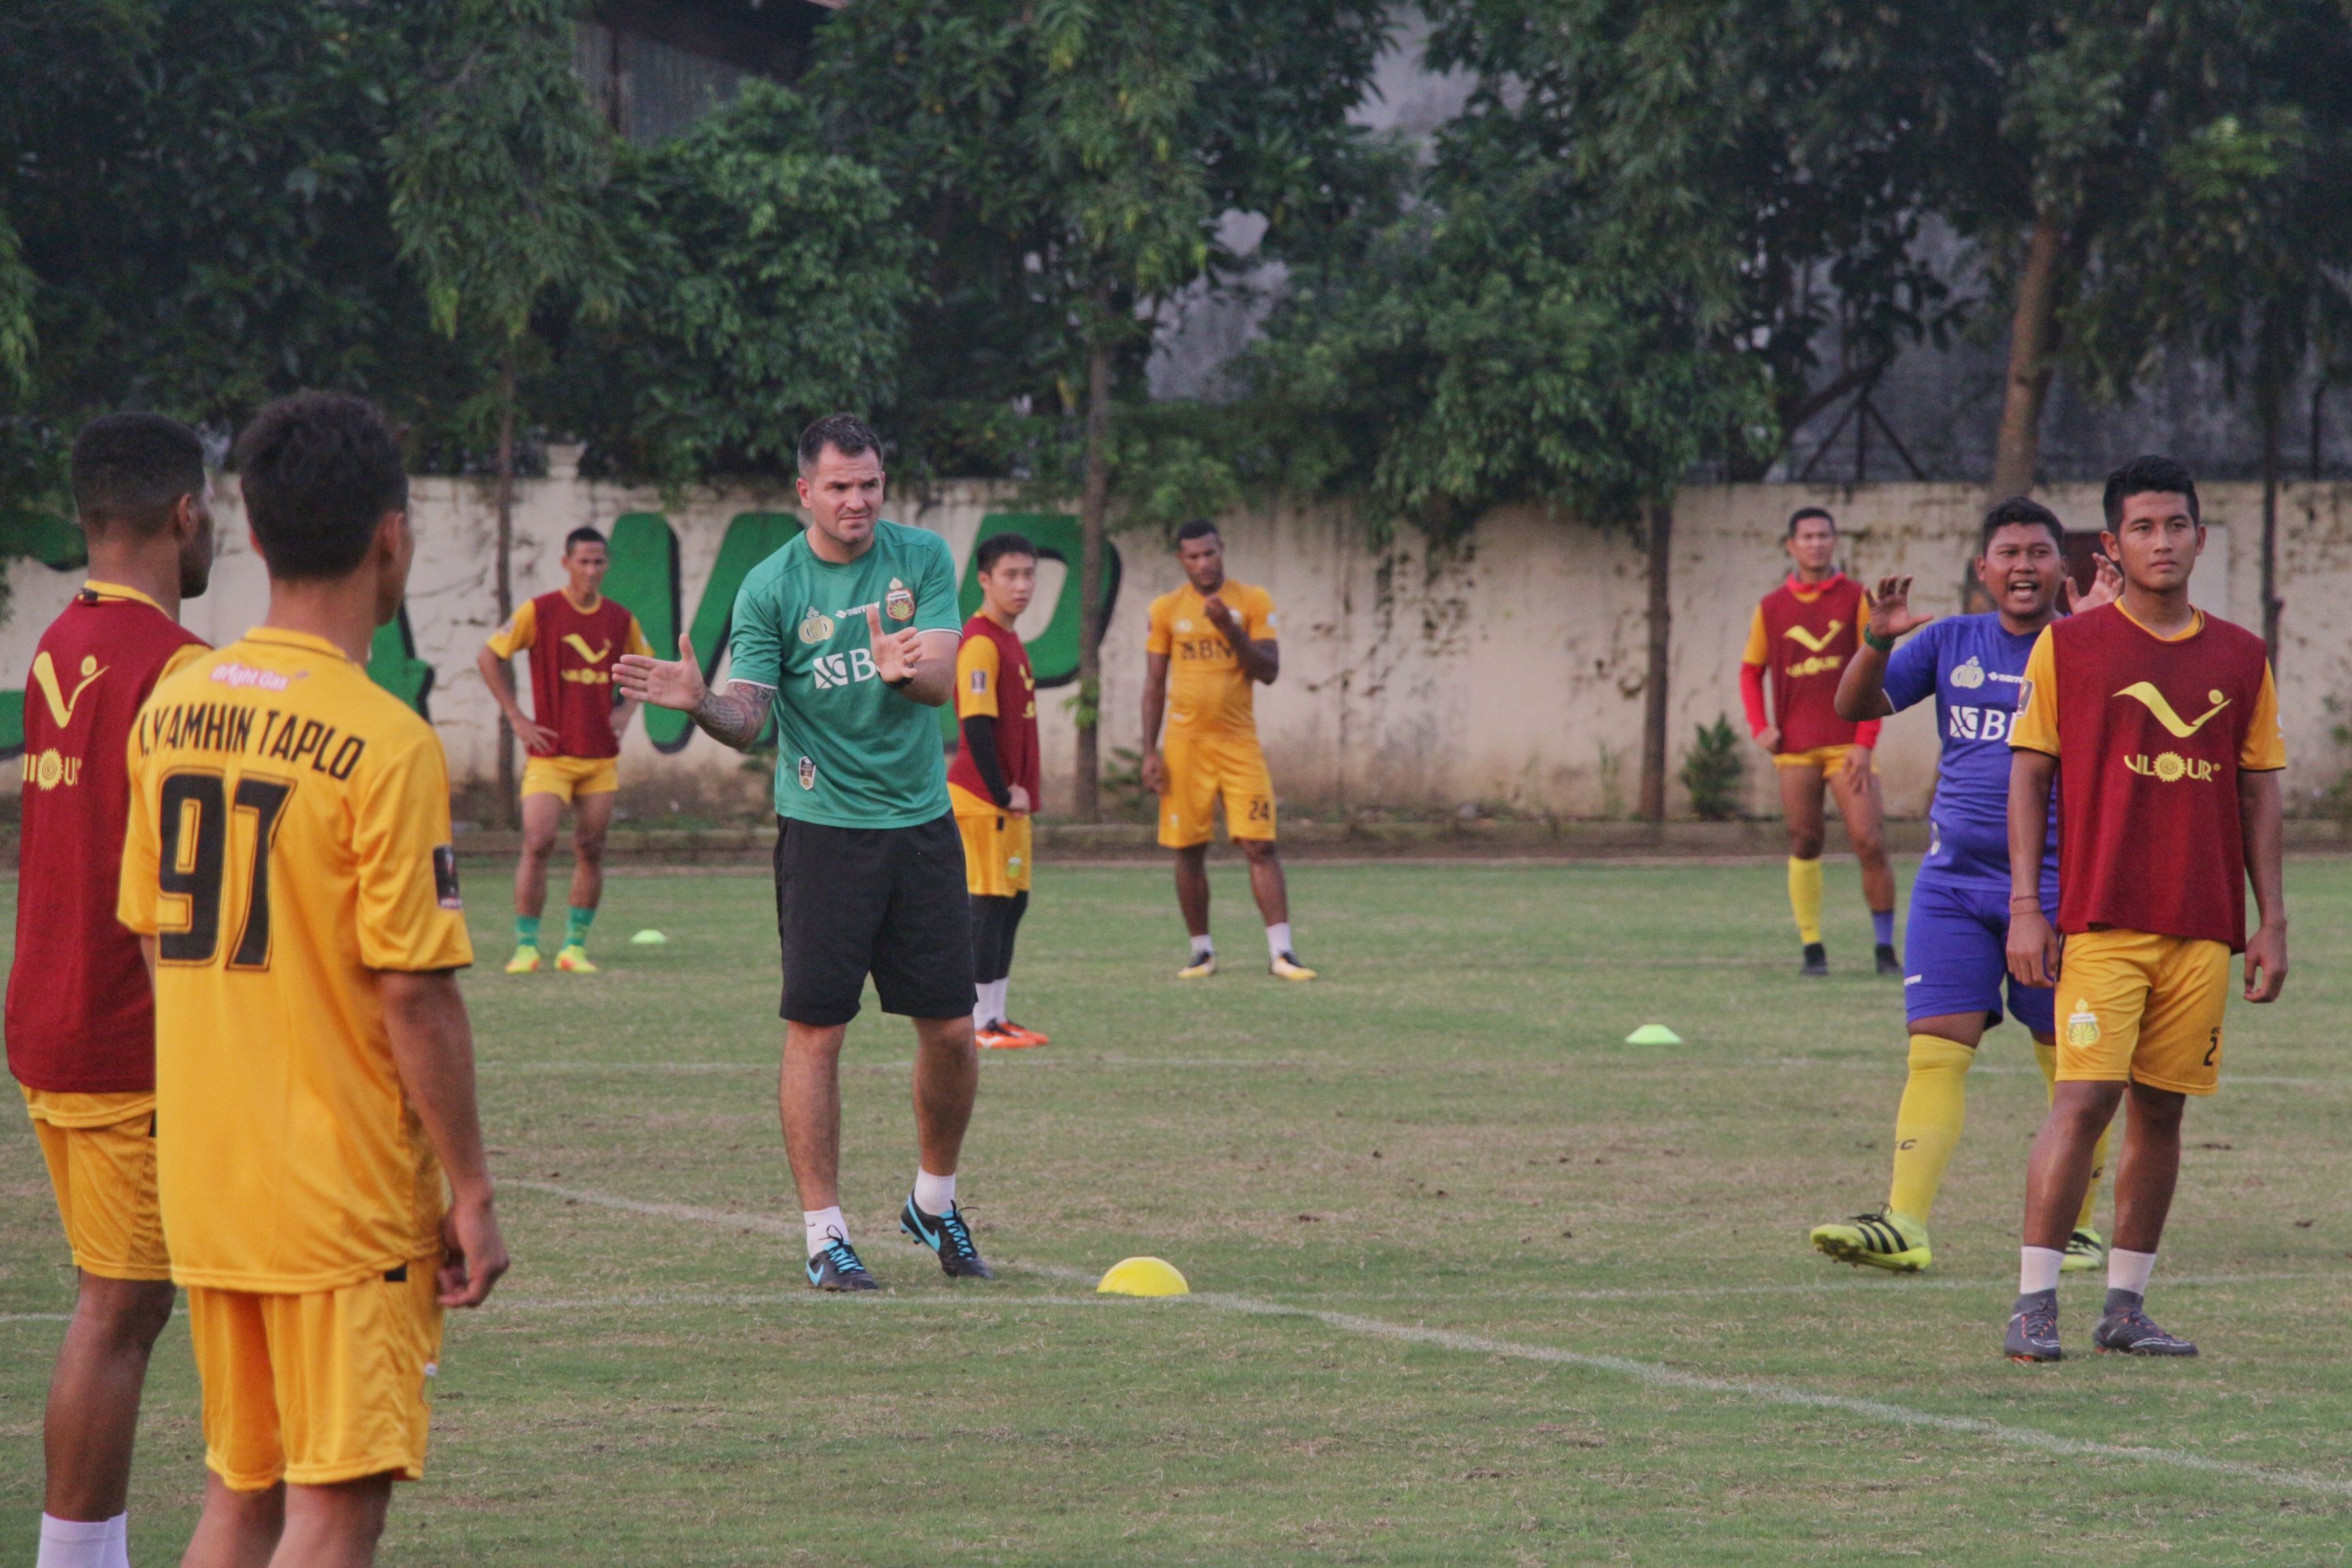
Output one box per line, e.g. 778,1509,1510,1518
617,633,708,713
2061,552,2125,615
1867,574,1933,640
865,604,924,685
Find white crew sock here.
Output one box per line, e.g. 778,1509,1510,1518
913,1169,957,1215
803,1206,847,1259
994,977,1013,1022
983,978,1008,1024
1266,921,1293,961
2018,1245,2065,1296
37,1514,115,1568
2108,1247,2157,1298
1190,934,1214,962
973,985,991,1029
102,1516,129,1568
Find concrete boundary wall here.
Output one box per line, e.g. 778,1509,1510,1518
3,477,2343,819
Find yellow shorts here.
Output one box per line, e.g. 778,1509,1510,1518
521,754,619,803
949,783,1033,897
2055,928,2232,1096
1158,730,1276,849
189,1261,446,1491
24,1088,169,1281
1772,743,1869,775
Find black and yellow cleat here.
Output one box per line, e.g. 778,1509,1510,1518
2061,1224,2107,1273
1810,1207,1931,1272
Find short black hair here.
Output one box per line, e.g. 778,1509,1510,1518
975,532,1036,573
1978,495,2065,555
564,525,608,555
1175,518,1220,546
2102,455,2200,529
71,412,206,536
796,413,883,476
233,393,408,581
1786,506,1834,538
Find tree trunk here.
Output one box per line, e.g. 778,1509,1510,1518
1637,500,1673,823
494,347,519,827
2260,381,2283,668
1990,210,2065,499
1073,307,1113,823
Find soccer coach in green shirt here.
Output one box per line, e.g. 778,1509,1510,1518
618,414,994,1292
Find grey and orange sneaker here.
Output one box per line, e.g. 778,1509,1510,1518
2093,1291,2198,1356
2005,1288,2063,1362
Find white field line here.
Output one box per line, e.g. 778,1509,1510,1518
480,1057,2345,1089
514,1179,2352,1499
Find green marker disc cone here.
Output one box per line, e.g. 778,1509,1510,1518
629,929,669,946
1624,1024,1682,1045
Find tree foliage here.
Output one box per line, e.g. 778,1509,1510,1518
551,84,927,485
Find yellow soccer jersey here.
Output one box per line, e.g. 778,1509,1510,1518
117,627,474,1293
1146,580,1278,737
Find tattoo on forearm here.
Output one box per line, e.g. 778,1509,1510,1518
693,681,774,751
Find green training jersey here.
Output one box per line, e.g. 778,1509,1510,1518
728,520,962,828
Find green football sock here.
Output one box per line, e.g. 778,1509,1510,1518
565,906,596,947
514,915,541,949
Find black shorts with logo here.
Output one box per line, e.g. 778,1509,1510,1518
774,813,975,1026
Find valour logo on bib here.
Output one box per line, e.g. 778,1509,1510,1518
1950,656,1985,690
798,607,835,644
2115,681,2229,738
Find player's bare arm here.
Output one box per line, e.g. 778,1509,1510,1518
476,642,560,754
863,606,958,706
615,632,774,751
1202,594,1279,684
1834,574,1931,722
2005,748,2062,987
2240,768,2288,1002
380,969,510,1308
1139,651,1171,793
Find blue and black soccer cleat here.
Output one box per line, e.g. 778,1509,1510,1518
900,1195,995,1279
2093,1292,2198,1356
2005,1288,2063,1362
806,1233,879,1292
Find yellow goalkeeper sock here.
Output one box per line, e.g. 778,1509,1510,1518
2035,1039,2113,1230
1886,1034,1974,1224
1788,856,1825,945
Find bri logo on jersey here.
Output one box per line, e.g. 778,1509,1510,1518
811,649,883,690
1947,705,2014,742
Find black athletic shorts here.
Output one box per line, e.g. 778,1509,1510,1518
773,813,975,1026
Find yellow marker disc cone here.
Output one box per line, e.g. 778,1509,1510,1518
629,929,668,945
1624,1024,1682,1045
1096,1256,1190,1296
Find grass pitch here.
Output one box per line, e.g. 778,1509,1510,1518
5,856,2351,1565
